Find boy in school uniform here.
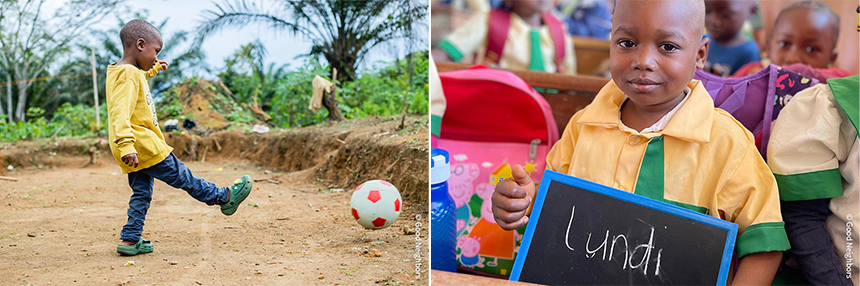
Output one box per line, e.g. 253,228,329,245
492,0,789,284
703,0,761,76
432,0,577,75
768,76,858,285
107,19,253,256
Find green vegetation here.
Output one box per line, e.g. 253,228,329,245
267,51,428,128
0,51,428,142
0,103,107,142
0,1,427,143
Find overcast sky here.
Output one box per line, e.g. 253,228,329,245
82,0,428,77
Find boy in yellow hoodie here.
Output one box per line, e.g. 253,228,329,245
106,19,252,256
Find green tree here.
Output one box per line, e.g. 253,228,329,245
196,0,427,82
0,0,122,122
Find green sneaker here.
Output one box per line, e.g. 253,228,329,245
221,175,252,215
116,239,154,256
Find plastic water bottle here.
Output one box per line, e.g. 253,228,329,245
430,148,457,272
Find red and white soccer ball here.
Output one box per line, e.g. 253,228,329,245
350,180,402,229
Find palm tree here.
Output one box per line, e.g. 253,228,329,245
219,40,289,110
196,0,427,82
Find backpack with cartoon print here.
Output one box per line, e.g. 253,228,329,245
431,65,558,278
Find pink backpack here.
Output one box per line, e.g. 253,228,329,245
431,65,558,277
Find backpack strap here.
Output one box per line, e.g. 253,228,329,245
485,8,512,65
542,12,566,73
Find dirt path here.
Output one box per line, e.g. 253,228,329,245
0,156,429,285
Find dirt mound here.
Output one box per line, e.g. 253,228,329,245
158,78,267,132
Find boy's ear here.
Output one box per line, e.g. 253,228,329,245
136,38,145,52
696,36,709,70
830,51,838,66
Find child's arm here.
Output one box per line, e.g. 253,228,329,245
732,251,782,285
768,84,849,203
144,60,167,79
718,122,790,283
107,67,140,162
437,11,489,63
768,84,855,285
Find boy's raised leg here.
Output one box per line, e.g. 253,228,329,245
140,153,252,215
142,153,230,206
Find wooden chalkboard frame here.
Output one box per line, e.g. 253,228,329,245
510,170,738,285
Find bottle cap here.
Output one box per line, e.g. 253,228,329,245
430,148,450,184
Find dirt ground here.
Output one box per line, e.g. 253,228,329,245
0,116,430,285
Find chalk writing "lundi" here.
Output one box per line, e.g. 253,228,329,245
564,206,665,276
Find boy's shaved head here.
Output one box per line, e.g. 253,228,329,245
120,19,161,48
614,0,706,36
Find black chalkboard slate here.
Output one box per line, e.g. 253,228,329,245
510,170,738,285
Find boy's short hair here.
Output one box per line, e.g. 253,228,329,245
119,19,161,48
773,1,840,46
611,0,706,35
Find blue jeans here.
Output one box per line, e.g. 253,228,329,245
781,199,853,286
120,153,229,242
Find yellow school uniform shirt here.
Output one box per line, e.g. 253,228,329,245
106,63,173,174
546,79,790,258
439,10,577,75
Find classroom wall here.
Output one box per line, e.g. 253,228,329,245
759,0,859,75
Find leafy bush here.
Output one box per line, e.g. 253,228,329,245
0,103,107,142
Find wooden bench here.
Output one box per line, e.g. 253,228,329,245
435,62,610,135
572,36,610,76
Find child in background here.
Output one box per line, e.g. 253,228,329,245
107,19,253,255
733,1,852,80
432,0,577,75
768,76,858,286
703,0,761,76
492,0,789,284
